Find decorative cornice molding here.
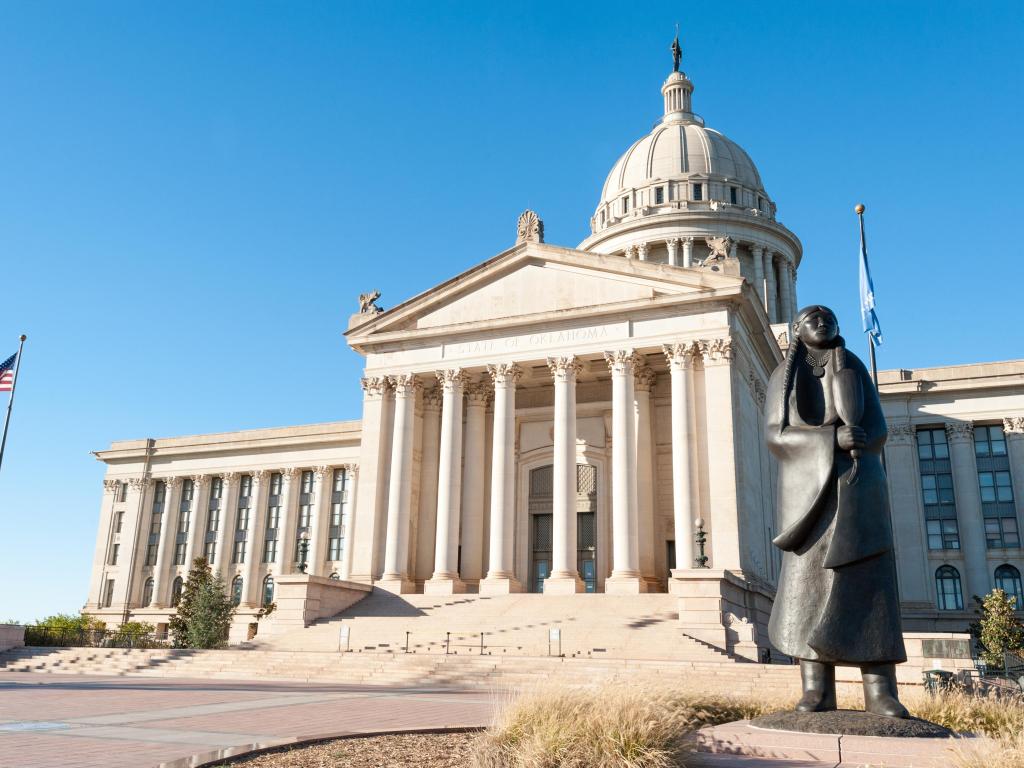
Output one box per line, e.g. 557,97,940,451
887,422,914,445
360,376,389,399
1003,416,1024,436
603,349,641,375
547,355,583,383
487,362,523,388
662,341,700,370
635,366,658,392
945,422,975,443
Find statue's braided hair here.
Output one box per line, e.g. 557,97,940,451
780,305,846,429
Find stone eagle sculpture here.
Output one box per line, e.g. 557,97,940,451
701,235,732,266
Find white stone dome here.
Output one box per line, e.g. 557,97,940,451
599,121,765,209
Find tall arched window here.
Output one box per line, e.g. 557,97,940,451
171,576,184,607
995,564,1023,608
935,565,963,611
141,577,154,607
231,576,243,607
262,574,275,606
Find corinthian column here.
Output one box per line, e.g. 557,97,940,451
380,374,421,592
545,356,585,594
425,369,468,594
308,466,332,577
947,422,990,600
666,239,680,267
779,257,794,323
1004,417,1024,515
482,363,523,594
459,379,489,584
750,245,765,315
183,475,209,568
663,342,697,576
415,391,442,583
634,365,657,584
214,473,238,579
241,470,267,607
604,350,642,593
152,477,180,607
764,250,778,323
682,237,694,268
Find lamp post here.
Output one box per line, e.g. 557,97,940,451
298,530,310,574
694,517,709,568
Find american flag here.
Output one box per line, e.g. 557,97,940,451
0,353,16,392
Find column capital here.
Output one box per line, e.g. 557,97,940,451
341,463,359,476
250,469,268,486
662,341,700,370
314,465,332,482
387,373,422,398
487,362,523,387
664,237,679,248
128,476,151,491
221,471,238,486
635,366,657,392
360,376,390,399
603,349,641,374
699,337,734,365
422,387,443,410
547,355,582,382
887,421,914,445
103,479,120,494
435,368,470,392
157,475,181,490
683,236,694,245
280,467,299,484
465,379,490,405
749,243,765,257
1003,416,1024,437
945,421,975,443
636,242,649,260
190,474,208,490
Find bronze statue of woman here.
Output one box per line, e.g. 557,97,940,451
765,305,908,718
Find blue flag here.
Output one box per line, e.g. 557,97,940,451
859,222,882,346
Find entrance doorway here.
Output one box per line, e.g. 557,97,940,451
528,463,598,593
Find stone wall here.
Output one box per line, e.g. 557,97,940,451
0,624,25,652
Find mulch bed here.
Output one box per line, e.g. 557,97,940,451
209,730,480,767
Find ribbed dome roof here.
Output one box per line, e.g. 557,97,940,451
599,121,764,207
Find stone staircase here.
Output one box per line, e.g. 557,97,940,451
255,591,736,662
0,645,801,694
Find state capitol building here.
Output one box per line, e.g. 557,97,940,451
86,46,1024,655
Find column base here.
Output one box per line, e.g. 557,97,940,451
604,574,650,594
375,577,417,594
543,573,585,595
424,576,467,595
479,575,524,595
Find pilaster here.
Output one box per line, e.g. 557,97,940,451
87,479,120,609
946,422,990,600
183,475,209,569
276,468,299,575
415,390,442,583
604,350,643,593
241,470,268,607
459,378,489,585
1003,417,1024,525
380,373,421,593
700,337,739,569
152,477,180,607
663,342,699,575
884,422,931,604
214,473,238,580
634,365,658,585
309,466,333,577
350,376,393,582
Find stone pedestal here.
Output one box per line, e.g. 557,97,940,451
543,575,585,595
604,576,650,594
424,576,467,595
479,576,524,595
671,568,773,661
265,574,372,635
375,577,417,595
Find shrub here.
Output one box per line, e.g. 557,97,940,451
168,557,235,649
973,589,1024,669
34,612,106,632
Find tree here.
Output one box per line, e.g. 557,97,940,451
169,557,235,649
973,588,1024,669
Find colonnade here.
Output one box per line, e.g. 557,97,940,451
96,462,358,613
369,340,713,595
621,238,797,323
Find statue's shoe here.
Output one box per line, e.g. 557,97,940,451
795,690,837,712
864,693,909,718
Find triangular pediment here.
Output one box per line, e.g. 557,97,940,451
347,243,744,349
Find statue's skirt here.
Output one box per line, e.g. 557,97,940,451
768,478,907,665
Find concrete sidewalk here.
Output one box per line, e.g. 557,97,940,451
0,672,496,768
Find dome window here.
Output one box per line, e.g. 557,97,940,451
692,183,703,202
730,186,738,205
758,195,765,211
655,186,665,205
599,210,605,227
622,195,630,214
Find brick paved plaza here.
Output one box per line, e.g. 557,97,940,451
0,672,496,768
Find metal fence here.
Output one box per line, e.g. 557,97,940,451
24,626,170,649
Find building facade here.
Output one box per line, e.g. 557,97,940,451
86,50,1024,644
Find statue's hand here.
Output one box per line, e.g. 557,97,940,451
837,425,866,451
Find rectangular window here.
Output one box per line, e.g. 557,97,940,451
976,424,1018,548
118,482,128,503
692,183,703,201
204,541,216,562
757,195,764,211
109,543,120,565
114,511,124,533
262,538,278,563
327,468,348,562
917,428,959,550
295,470,314,561
622,195,629,213
174,542,186,565
145,480,165,566
233,539,246,564
730,186,738,205
263,472,282,563
103,579,115,608
654,186,664,205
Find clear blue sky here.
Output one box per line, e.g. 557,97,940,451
1,1,1021,621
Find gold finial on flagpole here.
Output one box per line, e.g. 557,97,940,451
19,334,26,342
854,203,865,215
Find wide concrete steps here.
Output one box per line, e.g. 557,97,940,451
0,646,801,692
256,591,733,663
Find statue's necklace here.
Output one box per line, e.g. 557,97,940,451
805,349,831,378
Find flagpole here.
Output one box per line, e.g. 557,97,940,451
855,204,881,393
0,334,27,475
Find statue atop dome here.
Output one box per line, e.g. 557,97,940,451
671,31,682,73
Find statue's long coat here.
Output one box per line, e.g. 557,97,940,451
765,350,906,664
